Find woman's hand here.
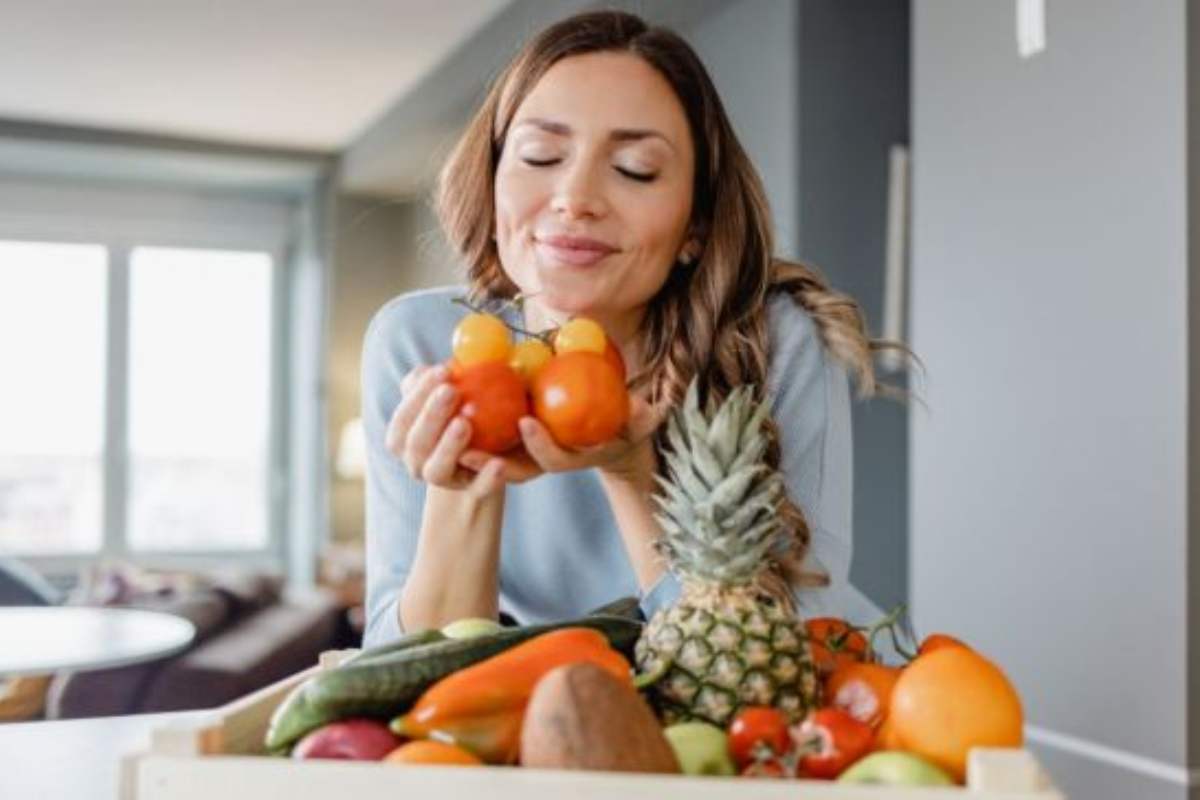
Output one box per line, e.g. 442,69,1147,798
385,363,505,499
457,394,669,491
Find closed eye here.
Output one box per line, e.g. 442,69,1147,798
521,158,657,183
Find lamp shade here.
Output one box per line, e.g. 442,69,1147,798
336,417,367,480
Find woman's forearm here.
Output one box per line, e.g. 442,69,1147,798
399,485,505,631
598,471,667,591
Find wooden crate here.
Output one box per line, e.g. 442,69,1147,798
121,650,1066,800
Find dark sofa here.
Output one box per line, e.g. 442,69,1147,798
42,570,347,719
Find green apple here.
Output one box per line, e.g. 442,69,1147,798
439,617,503,639
663,722,736,776
837,751,955,786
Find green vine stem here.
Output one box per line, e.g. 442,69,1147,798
863,603,919,664
450,295,557,345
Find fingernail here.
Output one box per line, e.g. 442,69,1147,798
519,418,536,435
435,385,455,404
430,364,448,379
450,418,467,436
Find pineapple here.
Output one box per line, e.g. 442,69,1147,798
635,380,819,726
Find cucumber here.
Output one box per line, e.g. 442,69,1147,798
263,614,641,752
343,628,446,667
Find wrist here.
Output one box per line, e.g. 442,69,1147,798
598,441,659,494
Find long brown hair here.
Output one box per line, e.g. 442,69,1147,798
434,10,912,597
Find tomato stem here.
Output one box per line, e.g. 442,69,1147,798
865,603,918,663
450,296,557,345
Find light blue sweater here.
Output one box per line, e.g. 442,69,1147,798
361,285,883,649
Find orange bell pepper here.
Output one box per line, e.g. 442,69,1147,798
392,626,631,763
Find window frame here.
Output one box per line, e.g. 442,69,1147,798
0,178,296,577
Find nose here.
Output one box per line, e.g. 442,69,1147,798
550,159,608,220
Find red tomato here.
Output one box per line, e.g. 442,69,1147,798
824,662,901,730
806,618,870,680
602,339,626,383
792,708,875,780
728,707,791,768
531,351,629,448
448,360,529,454
740,758,790,778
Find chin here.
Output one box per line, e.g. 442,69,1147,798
531,271,612,318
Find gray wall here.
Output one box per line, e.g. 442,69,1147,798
912,1,1193,797
328,195,455,543
681,0,801,258
794,0,910,615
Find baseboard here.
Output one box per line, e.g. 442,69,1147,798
1026,724,1198,800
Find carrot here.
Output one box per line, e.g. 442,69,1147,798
392,626,631,763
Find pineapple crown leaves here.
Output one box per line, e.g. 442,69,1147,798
652,379,787,584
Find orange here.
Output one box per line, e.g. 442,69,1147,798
889,647,1023,782
383,740,483,766
918,633,970,656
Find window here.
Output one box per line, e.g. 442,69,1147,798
0,241,108,554
127,247,274,552
0,180,295,567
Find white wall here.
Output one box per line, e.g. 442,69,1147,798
911,1,1192,797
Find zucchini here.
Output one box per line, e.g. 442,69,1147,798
263,614,641,752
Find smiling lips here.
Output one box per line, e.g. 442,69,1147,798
535,234,618,267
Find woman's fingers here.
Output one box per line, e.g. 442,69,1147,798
465,458,507,500
402,383,460,477
459,448,543,483
518,416,574,471
386,364,447,457
421,416,473,484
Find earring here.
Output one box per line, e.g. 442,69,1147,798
678,252,694,266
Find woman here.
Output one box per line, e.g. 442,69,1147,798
361,10,905,648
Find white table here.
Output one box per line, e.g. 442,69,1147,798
0,709,204,799
0,607,196,676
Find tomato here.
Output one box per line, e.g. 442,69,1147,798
806,618,870,680
449,360,529,454
452,313,512,366
889,647,1023,783
918,633,969,656
792,708,875,780
740,757,790,778
553,318,607,355
825,662,901,730
531,351,629,448
728,706,791,768
602,338,627,382
384,740,483,766
509,339,553,383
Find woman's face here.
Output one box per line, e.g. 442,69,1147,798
493,51,697,335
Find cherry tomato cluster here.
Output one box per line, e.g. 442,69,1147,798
448,311,630,454
728,705,874,780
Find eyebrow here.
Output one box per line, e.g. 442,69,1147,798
512,117,676,152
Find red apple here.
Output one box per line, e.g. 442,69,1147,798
291,718,402,761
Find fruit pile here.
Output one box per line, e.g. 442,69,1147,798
447,304,629,453
259,376,1026,789
669,610,1027,785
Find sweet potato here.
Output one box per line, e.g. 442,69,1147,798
519,662,679,773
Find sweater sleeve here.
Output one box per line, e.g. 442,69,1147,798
765,297,855,617
360,303,429,649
